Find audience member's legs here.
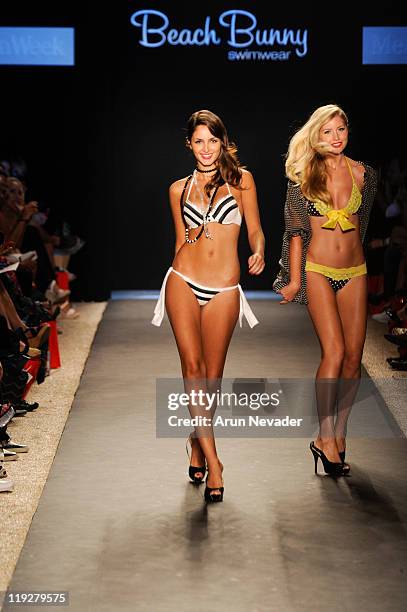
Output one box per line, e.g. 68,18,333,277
383,244,401,300
21,226,55,292
0,280,26,330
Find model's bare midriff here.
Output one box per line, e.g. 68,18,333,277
307,215,365,268
173,222,241,287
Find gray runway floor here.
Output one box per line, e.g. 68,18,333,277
4,300,407,612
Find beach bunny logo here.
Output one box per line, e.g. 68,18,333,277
129,9,308,61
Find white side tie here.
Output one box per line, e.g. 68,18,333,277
151,267,173,326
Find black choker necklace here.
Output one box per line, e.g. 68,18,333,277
196,167,217,173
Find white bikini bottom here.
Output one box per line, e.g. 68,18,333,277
151,267,259,328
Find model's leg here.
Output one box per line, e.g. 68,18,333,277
306,271,345,463
165,272,206,479
335,275,368,453
200,288,240,493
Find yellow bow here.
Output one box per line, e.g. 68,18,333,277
321,208,356,231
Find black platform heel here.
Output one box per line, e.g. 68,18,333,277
338,450,350,474
204,461,224,503
310,441,344,477
189,465,206,484
204,479,224,503
186,435,206,485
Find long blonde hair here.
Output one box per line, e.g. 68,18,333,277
285,104,349,203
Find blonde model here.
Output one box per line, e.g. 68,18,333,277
274,104,377,476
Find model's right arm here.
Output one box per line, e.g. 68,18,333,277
279,181,306,304
169,180,187,256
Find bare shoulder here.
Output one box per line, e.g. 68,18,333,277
347,157,365,181
169,176,190,197
240,168,255,189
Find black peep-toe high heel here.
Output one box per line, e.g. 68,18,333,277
338,450,350,474
204,479,224,503
186,434,206,484
204,461,224,503
310,441,345,477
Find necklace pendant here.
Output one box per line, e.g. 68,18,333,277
204,220,213,240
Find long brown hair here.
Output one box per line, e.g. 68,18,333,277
187,109,242,196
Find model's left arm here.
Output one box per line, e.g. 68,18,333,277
240,170,265,275
359,164,378,244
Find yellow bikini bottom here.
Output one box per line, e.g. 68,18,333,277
305,261,367,292
305,261,367,280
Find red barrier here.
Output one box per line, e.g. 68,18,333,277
56,270,70,291
22,358,41,398
48,320,61,369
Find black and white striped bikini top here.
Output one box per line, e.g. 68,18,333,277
183,172,242,228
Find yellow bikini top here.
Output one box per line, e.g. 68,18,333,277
311,157,362,231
